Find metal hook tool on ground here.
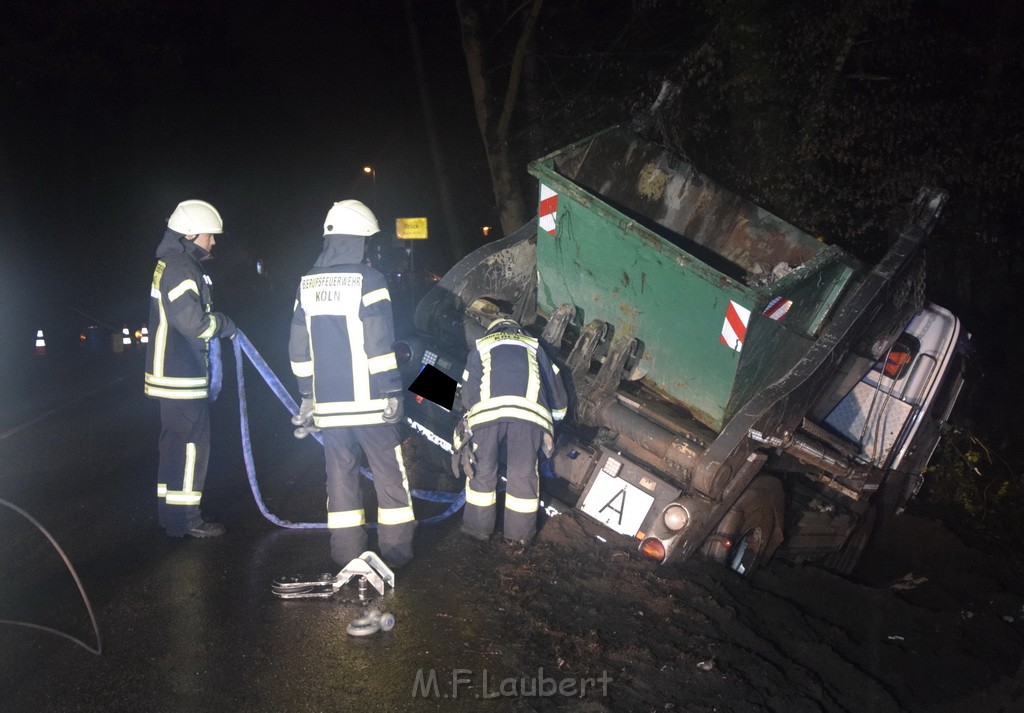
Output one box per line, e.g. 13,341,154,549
271,551,395,600
346,608,396,637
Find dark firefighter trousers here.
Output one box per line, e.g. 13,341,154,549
323,424,415,568
463,420,544,543
157,399,211,536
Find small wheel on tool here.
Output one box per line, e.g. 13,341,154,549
379,613,395,632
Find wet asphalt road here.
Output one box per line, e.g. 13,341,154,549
0,348,519,712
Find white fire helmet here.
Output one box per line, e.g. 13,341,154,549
486,317,521,334
324,200,380,237
167,200,223,235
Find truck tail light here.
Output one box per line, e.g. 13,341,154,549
639,537,666,562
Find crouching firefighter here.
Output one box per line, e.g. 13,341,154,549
289,200,415,569
144,199,236,538
455,317,568,544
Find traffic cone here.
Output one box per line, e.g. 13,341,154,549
34,329,46,355
122,325,132,349
139,324,149,344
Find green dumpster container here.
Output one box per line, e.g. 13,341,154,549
528,127,859,431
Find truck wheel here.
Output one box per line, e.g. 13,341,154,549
702,476,785,576
820,506,878,576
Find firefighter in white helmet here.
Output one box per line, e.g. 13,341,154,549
144,199,236,537
455,316,568,544
289,200,415,568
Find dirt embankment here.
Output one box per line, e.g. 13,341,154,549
470,511,1024,713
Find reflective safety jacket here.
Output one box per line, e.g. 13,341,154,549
458,328,568,437
145,230,231,400
289,235,402,428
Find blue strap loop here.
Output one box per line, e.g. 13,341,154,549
209,336,222,402
232,330,466,529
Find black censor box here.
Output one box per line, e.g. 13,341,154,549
408,364,458,411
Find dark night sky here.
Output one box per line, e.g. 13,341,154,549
0,1,494,357
5,0,1017,366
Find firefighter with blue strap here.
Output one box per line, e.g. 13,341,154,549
289,200,415,569
456,317,568,544
145,200,236,538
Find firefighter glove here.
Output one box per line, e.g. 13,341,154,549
291,396,314,427
382,394,404,424
542,432,554,458
452,442,476,478
454,417,472,451
213,313,236,339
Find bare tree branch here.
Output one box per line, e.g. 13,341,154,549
456,0,541,237
497,0,544,144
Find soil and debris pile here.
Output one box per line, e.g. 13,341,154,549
469,511,1024,713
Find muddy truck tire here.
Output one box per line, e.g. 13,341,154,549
702,476,785,575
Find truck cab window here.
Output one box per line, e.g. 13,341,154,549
874,333,921,380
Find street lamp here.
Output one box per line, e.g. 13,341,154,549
362,165,376,203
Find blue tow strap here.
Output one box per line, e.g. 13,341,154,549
209,337,222,402
230,330,466,530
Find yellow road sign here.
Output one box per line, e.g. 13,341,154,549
396,217,428,240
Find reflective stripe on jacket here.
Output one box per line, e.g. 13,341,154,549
459,330,568,435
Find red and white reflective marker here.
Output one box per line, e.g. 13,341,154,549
762,296,793,322
720,301,750,352
539,184,558,236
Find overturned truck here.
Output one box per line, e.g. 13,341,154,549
402,127,969,573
